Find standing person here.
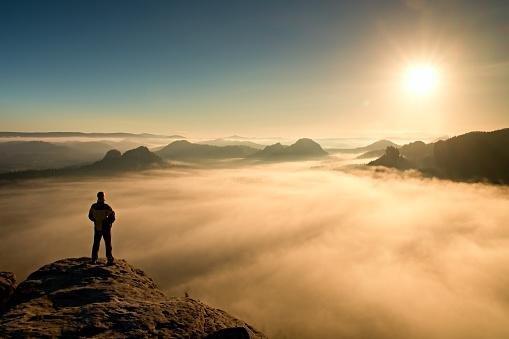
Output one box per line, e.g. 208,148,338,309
88,191,116,265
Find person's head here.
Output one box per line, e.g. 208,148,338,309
97,191,105,202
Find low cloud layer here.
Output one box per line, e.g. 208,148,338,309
1,163,509,338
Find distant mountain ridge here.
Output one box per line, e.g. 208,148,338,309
0,132,184,139
329,139,399,154
155,138,328,162
198,138,265,149
0,138,330,179
0,146,165,181
249,138,328,160
156,140,259,160
0,141,106,172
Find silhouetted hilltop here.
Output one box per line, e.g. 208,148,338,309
0,258,265,338
368,146,413,170
368,128,509,184
157,140,259,160
255,143,286,156
432,135,450,142
433,128,509,183
86,146,164,171
250,138,328,160
286,138,328,156
329,139,399,154
399,141,435,168
0,146,165,181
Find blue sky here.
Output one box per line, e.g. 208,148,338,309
1,0,508,137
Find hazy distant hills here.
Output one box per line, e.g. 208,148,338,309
156,140,259,160
369,128,509,184
0,140,144,172
0,132,184,138
0,146,165,181
249,138,328,160
356,149,386,159
0,141,107,172
0,139,170,173
329,139,399,154
198,138,265,149
154,138,328,162
4,129,508,184
0,138,329,180
59,141,115,155
0,137,329,177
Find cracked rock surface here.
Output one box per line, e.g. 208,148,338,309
0,258,266,338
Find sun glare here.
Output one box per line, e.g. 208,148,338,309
404,64,439,95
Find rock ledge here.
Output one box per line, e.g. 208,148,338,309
0,257,266,338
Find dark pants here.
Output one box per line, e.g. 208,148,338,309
91,226,113,261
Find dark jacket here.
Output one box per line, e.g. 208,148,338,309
88,202,115,230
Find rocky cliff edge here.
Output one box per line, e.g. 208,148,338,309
0,258,266,338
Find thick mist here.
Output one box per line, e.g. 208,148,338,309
1,163,509,338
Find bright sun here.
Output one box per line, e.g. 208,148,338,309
404,64,439,95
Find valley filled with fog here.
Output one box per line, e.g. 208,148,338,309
1,161,509,339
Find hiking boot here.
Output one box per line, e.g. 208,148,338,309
106,258,115,266
90,258,97,264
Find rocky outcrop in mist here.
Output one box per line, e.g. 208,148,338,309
368,128,509,184
0,258,266,338
368,146,413,170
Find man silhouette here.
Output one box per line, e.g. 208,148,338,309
88,191,116,264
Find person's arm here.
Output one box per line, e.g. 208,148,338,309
109,210,116,224
105,204,115,225
108,207,115,225
88,205,95,222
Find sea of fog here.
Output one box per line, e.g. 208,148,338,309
1,160,509,338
